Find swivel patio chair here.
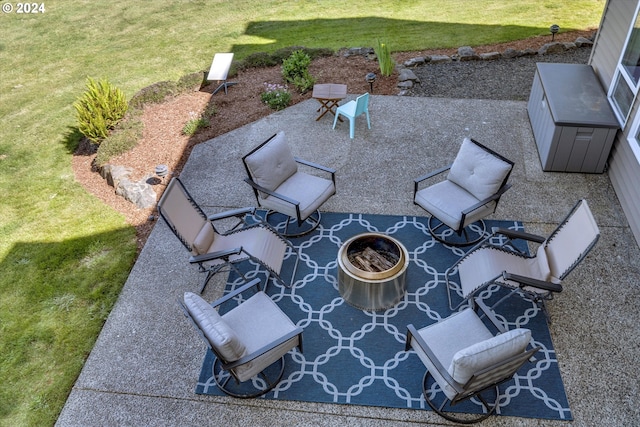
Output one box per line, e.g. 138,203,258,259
414,137,514,246
180,278,304,398
242,131,336,237
332,92,371,139
445,199,600,320
157,177,299,293
405,298,540,424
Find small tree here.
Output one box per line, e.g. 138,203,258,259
74,77,128,143
281,50,316,94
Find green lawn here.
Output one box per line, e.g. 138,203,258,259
0,1,604,425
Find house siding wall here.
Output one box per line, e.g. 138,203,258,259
591,0,640,247
590,0,633,88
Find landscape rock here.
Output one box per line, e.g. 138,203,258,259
101,164,133,189
538,42,566,55
429,54,452,64
404,56,426,67
480,52,501,61
398,68,420,84
575,36,594,47
115,176,157,209
502,48,522,59
458,46,479,61
342,47,374,58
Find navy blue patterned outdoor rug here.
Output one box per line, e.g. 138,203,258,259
195,212,572,421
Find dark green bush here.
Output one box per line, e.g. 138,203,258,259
177,71,205,92
94,109,143,167
129,81,177,109
240,47,334,70
73,78,128,144
242,52,280,69
282,50,316,94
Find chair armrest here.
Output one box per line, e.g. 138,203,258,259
405,324,464,394
474,298,507,334
414,164,452,184
461,183,512,217
294,157,336,174
502,272,563,293
188,247,243,264
207,207,255,222
210,278,262,308
413,164,452,195
491,228,546,244
223,326,304,370
243,178,299,206
295,157,336,185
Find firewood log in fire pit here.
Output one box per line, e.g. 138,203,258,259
348,246,398,272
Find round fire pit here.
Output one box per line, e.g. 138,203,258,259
337,233,409,311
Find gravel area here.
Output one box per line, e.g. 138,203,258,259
406,47,592,100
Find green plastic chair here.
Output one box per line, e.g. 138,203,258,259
332,93,371,139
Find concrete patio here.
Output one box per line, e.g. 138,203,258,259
56,95,640,426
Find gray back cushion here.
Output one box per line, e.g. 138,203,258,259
183,292,246,362
244,131,298,192
447,138,512,201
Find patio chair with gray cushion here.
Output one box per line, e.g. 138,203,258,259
445,199,600,319
405,298,540,423
414,137,514,246
180,278,304,398
157,177,299,293
242,131,336,237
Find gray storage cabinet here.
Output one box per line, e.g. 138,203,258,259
527,63,619,173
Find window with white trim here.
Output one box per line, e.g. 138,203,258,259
627,108,640,162
609,3,640,125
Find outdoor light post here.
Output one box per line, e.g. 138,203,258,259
550,24,560,41
365,72,376,93
155,164,169,184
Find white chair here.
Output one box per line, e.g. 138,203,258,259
445,199,600,319
405,298,539,423
242,131,336,237
180,278,303,398
157,177,299,293
414,137,514,246
332,92,371,139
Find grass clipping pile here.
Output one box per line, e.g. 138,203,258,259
72,32,592,251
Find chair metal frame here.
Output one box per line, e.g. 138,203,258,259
445,199,600,319
242,133,336,237
405,298,540,424
179,278,304,398
157,177,299,293
414,138,514,247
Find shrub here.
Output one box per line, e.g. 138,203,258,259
243,51,279,69
260,83,291,110
74,78,128,143
182,111,209,136
129,81,177,109
375,39,395,77
184,99,219,135
94,109,143,167
282,50,316,93
177,71,205,92
239,47,334,71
